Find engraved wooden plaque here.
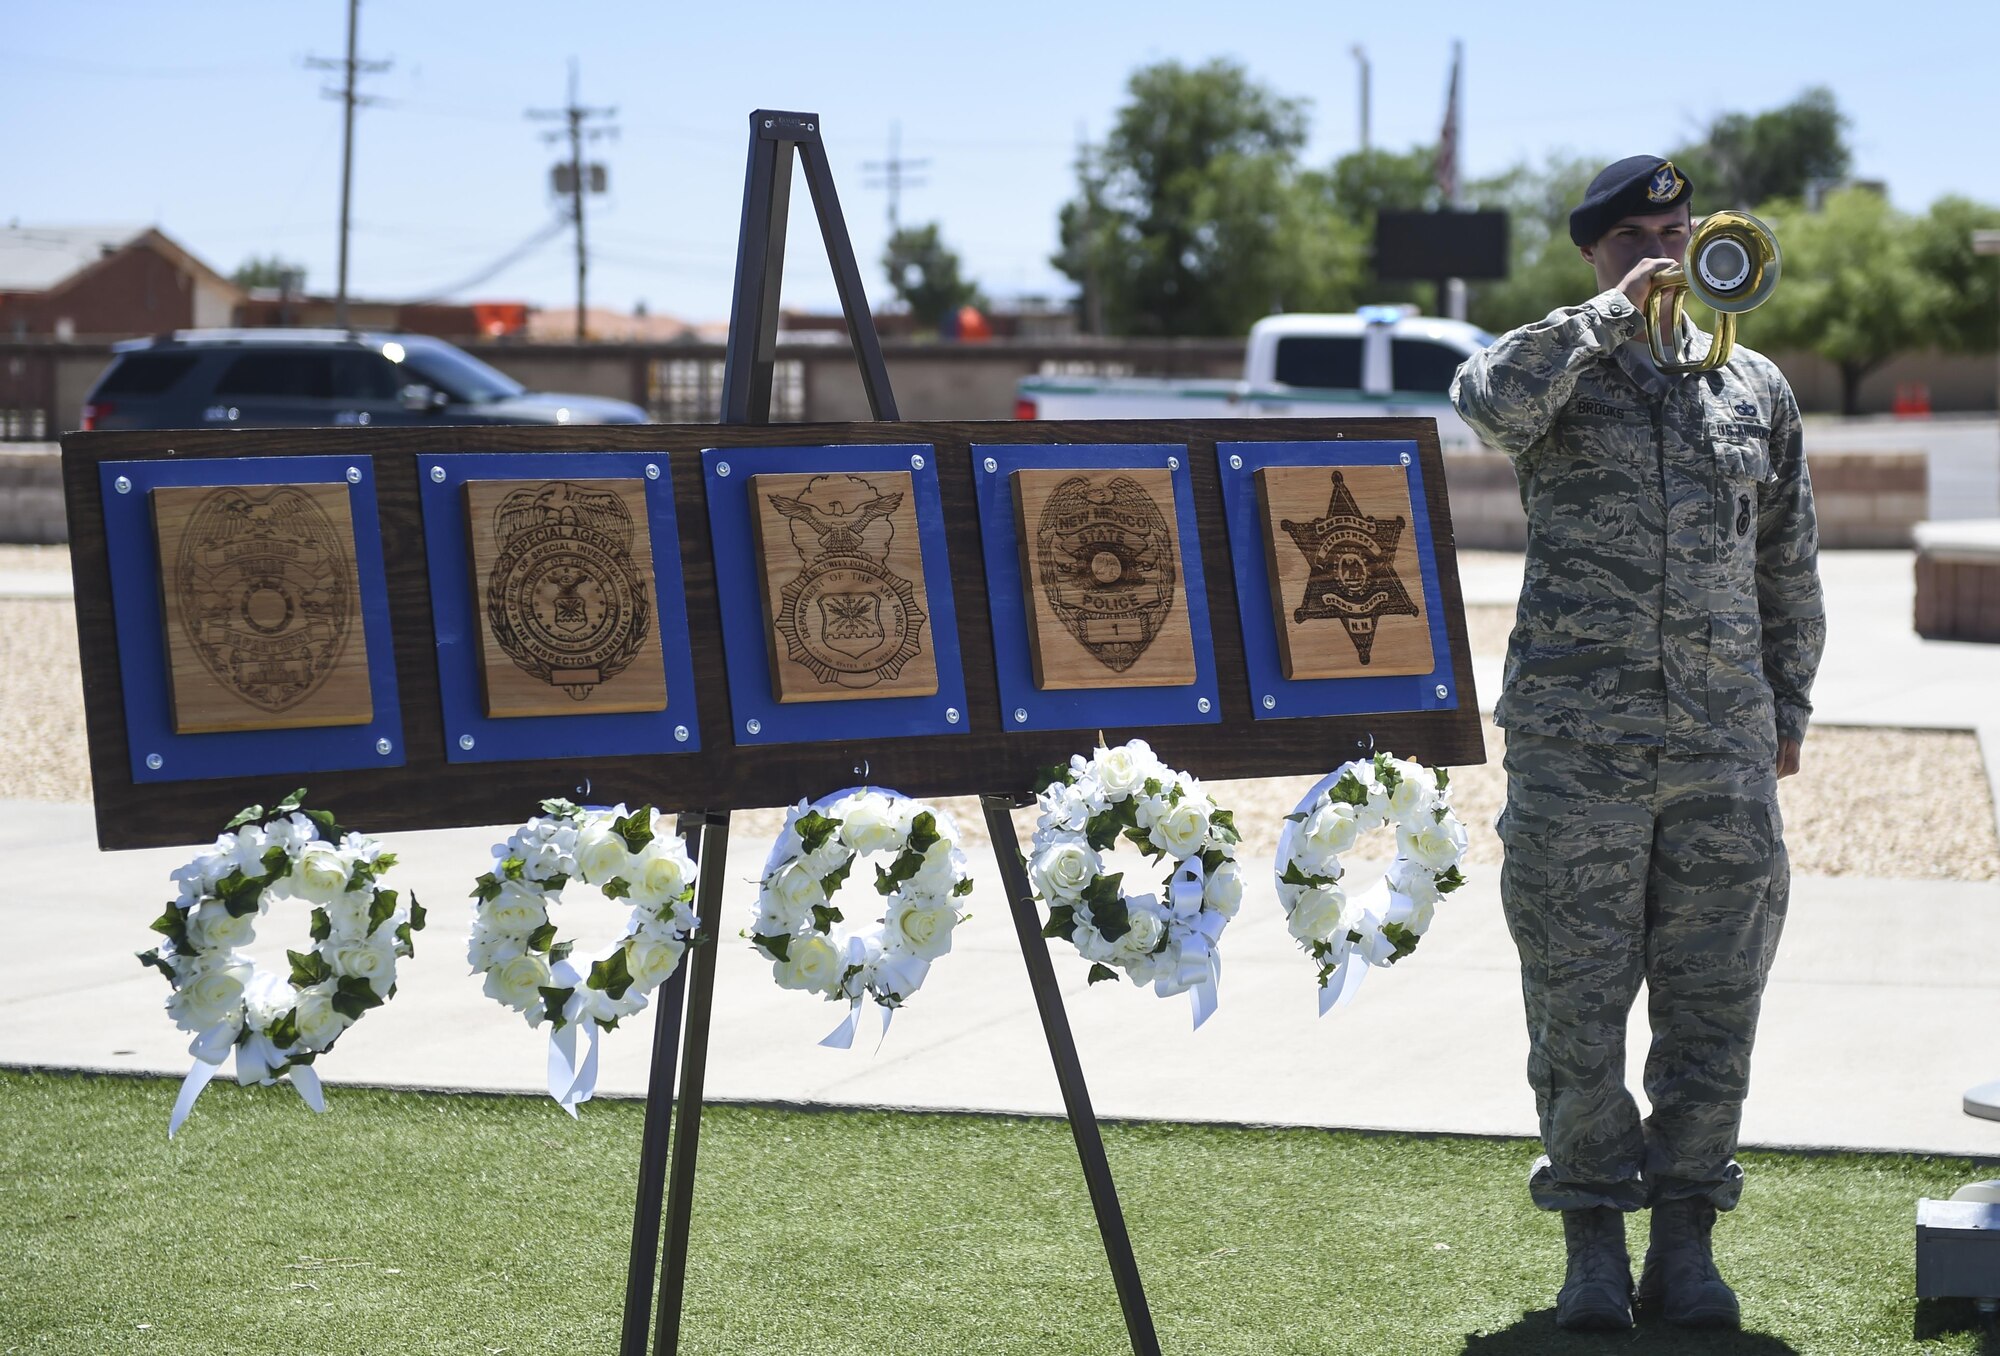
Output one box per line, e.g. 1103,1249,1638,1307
1255,464,1435,680
463,478,668,719
749,470,938,703
152,481,373,733
1011,467,1196,690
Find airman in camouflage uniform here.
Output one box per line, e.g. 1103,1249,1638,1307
1449,155,1824,1332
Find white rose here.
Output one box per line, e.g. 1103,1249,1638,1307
292,982,354,1049
1148,801,1211,860
1400,817,1467,872
290,842,351,905
626,935,688,991
1203,860,1244,917
264,813,319,855
167,954,251,1032
906,839,961,899
222,825,271,877
572,817,632,886
323,886,375,940
1094,743,1148,797
1117,900,1167,957
1386,858,1442,908
1287,886,1347,945
761,863,827,934
886,897,957,961
1030,836,1097,901
184,901,256,953
774,934,844,993
323,934,399,996
1131,793,1170,832
242,974,297,1033
1302,801,1363,862
483,951,553,1012
1385,765,1436,821
626,841,692,906
485,881,549,938
837,793,903,856
467,923,528,973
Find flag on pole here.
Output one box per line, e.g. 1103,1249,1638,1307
1435,41,1462,207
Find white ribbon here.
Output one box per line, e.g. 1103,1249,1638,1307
546,1018,602,1117
1317,950,1370,1016
168,1020,325,1137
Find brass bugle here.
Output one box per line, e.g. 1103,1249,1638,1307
1646,209,1782,373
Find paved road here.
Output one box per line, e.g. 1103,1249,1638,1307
1804,413,2000,520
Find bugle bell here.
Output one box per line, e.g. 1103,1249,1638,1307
1645,209,1782,373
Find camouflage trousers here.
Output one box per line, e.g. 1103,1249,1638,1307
1497,731,1789,1213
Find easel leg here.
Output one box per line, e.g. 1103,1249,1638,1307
652,809,731,1354
981,795,1162,1356
618,813,706,1356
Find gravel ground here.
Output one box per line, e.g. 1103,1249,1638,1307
3,546,1994,880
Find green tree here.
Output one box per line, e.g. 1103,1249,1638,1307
1671,86,1851,210
1322,144,1438,309
882,222,982,332
231,255,306,291
1746,188,1947,415
1054,59,1337,336
1913,195,2000,355
1463,154,1600,332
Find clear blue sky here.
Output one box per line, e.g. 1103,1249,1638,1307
3,0,1993,324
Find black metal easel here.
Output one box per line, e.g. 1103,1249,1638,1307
618,109,1159,1356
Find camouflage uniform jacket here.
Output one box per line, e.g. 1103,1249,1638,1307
1450,288,1825,762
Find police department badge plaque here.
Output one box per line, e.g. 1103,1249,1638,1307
1011,467,1196,689
152,481,374,733
750,471,938,702
1256,464,1434,680
464,478,667,718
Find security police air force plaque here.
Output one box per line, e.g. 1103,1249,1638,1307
750,471,938,703
464,478,668,718
152,481,373,733
1255,464,1433,680
1012,467,1196,689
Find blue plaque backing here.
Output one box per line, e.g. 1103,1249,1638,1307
1216,440,1459,721
703,444,969,746
971,443,1220,734
101,455,405,784
419,452,702,763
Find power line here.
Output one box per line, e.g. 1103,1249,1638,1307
405,215,570,303
863,120,930,233
304,0,392,327
527,58,617,341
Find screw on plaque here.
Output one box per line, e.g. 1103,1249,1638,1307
429,465,446,483
458,734,475,750
114,476,132,494
746,718,762,735
1400,452,1412,466
1197,697,1211,713
1436,685,1449,699
145,753,162,770
1167,456,1180,470
1013,708,1028,724
945,707,960,724
376,738,393,755
674,725,689,742
346,466,362,483
910,453,926,470
1261,694,1276,710
983,457,998,473
646,463,660,480
716,462,731,477
1229,455,1244,470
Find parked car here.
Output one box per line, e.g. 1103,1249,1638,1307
1013,307,1494,451
79,329,649,431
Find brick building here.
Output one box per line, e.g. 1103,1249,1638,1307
0,225,243,340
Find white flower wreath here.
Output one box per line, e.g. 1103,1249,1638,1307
141,788,425,1135
1029,739,1242,1026
750,788,972,1048
1275,752,1469,1014
470,799,699,1113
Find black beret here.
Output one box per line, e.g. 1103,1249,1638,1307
1568,155,1694,246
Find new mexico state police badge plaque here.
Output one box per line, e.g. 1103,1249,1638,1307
1255,464,1434,681
152,481,373,733
750,471,938,703
1012,466,1196,689
464,478,667,718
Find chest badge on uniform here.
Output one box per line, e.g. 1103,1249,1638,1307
1279,470,1420,665
768,475,927,689
1733,399,1758,418
486,481,652,700
1736,493,1752,538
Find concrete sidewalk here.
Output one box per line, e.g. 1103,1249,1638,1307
5,799,1996,1159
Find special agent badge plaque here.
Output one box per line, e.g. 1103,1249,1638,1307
152,481,373,733
750,471,938,703
1255,464,1433,680
463,478,667,718
1012,467,1196,689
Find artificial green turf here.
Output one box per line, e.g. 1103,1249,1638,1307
0,1070,1991,1355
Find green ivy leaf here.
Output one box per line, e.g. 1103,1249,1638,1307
266,1008,302,1049
821,855,855,895
1088,886,1131,944
538,872,569,894
148,906,182,937
272,787,309,816
1434,767,1450,792
1434,864,1467,896
304,807,343,841
810,903,844,932
260,844,290,878
1382,922,1420,962
366,889,397,936
548,940,574,964
330,975,385,1021
613,806,655,855
407,893,427,933
602,876,632,901
1086,963,1119,985
539,797,581,819
952,877,975,898
308,908,331,944
752,932,793,961
1210,808,1238,843
1032,763,1072,795
471,873,502,903
1279,859,1321,889
137,948,176,980
526,922,558,953
906,811,941,857
224,801,265,832
538,986,575,1028
1328,772,1369,807
287,949,332,989
794,810,838,854
393,920,415,958
500,857,526,882
1042,903,1076,940
587,948,634,999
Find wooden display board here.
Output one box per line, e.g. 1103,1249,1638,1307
152,480,373,733
463,476,668,717
1012,466,1196,690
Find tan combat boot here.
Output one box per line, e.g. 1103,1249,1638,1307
1638,1197,1741,1328
1555,1206,1634,1331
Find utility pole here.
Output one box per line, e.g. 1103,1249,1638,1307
305,0,390,329
1351,45,1371,154
1073,123,1104,337
528,60,616,342
863,121,929,235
